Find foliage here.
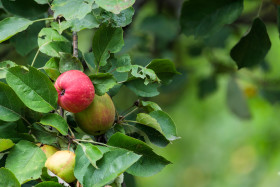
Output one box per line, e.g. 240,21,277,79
0,0,179,186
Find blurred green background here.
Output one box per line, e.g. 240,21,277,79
2,0,280,186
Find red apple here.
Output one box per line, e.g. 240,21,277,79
74,93,115,135
45,150,76,183
54,70,95,113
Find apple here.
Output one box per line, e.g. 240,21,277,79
74,93,115,135
45,150,76,183
36,143,59,158
54,70,95,113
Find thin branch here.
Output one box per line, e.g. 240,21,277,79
72,32,78,58
31,48,40,67
123,107,138,118
33,17,54,23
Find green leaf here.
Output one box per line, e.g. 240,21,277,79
74,145,92,184
84,52,96,73
2,0,48,18
108,133,170,177
59,53,84,73
92,25,124,67
50,21,71,34
52,0,95,20
38,28,71,57
0,139,14,152
40,114,68,136
0,168,20,187
95,0,135,14
0,61,17,79
180,0,243,38
227,77,251,119
34,181,63,187
101,7,135,27
70,14,99,32
0,17,33,43
5,140,47,184
78,144,103,168
41,167,59,182
147,59,179,84
140,101,162,113
230,18,271,69
124,78,160,97
31,124,58,145
6,66,58,113
149,110,179,141
110,55,131,82
35,181,63,187
43,57,60,80
83,148,141,187
0,82,25,122
136,113,163,133
89,73,117,96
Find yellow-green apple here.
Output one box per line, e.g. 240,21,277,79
36,143,59,158
45,150,76,183
54,70,95,113
74,93,115,135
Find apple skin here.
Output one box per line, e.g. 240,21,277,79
45,150,76,183
36,143,59,158
54,70,95,113
74,93,115,135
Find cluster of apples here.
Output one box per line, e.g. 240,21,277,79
41,70,116,183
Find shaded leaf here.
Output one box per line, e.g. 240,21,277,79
230,18,271,69
50,21,71,34
84,52,96,73
59,53,84,73
147,59,179,84
89,73,117,96
2,0,48,18
124,78,160,97
71,14,99,32
92,25,124,67
0,82,25,122
43,57,60,80
180,0,243,38
108,133,170,177
0,17,33,43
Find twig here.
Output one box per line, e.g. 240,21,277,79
72,32,78,58
31,48,40,67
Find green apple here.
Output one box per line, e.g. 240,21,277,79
74,93,115,135
36,143,59,158
45,150,76,183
